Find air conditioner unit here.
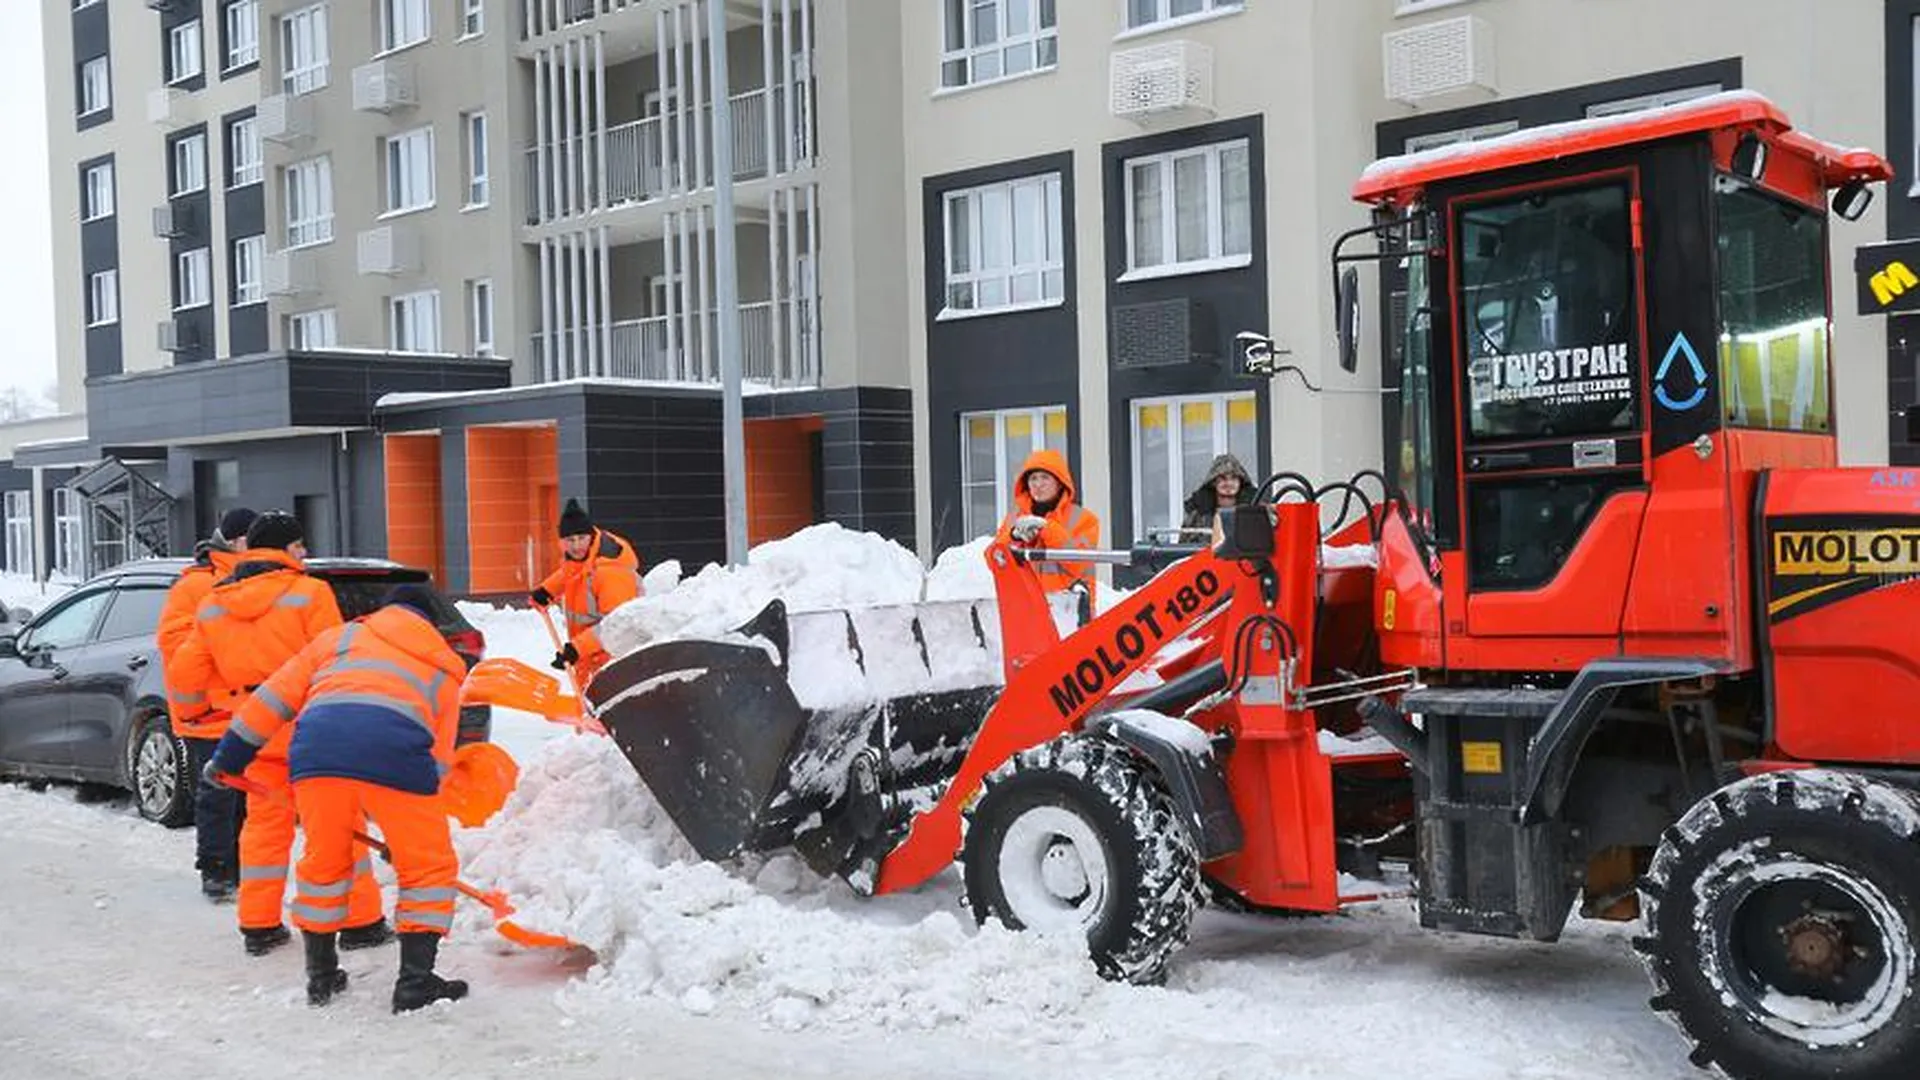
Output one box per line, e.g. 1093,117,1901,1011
1110,298,1219,370
263,249,319,297
151,203,193,239
257,93,315,145
157,319,196,352
356,224,422,275
1109,41,1215,123
1384,15,1497,104
352,58,418,113
148,87,189,126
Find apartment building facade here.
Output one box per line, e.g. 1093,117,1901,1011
902,0,1894,566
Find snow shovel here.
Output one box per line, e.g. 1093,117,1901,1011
214,772,584,952
440,742,521,828
459,656,604,735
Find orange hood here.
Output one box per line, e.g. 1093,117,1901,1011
210,548,309,621
1013,448,1078,515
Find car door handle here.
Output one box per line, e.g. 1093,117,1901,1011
49,664,69,680
128,655,149,671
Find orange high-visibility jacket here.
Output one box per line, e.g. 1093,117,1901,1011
539,528,642,662
166,549,343,760
213,605,465,795
158,547,242,739
995,447,1102,598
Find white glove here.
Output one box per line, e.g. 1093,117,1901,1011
1009,515,1048,543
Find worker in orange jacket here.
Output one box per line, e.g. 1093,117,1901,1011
204,584,469,1012
530,499,641,685
167,511,390,957
158,507,256,903
996,448,1102,608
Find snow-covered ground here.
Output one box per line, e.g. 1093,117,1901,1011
0,541,1704,1078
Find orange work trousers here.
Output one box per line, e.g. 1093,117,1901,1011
238,758,384,932
290,777,458,937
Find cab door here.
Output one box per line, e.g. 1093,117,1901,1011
1447,172,1652,652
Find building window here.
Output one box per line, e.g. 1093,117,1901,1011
940,0,1057,89
383,127,435,214
228,115,261,187
171,132,208,196
81,161,115,221
225,0,260,69
175,249,212,311
287,308,337,349
1123,138,1252,279
467,279,494,356
79,56,110,116
52,489,82,579
1585,84,1722,118
390,291,441,353
87,270,119,327
379,0,430,53
1125,0,1241,30
941,173,1065,317
461,0,484,37
1131,391,1258,539
961,406,1068,539
3,491,31,577
462,111,488,207
280,3,330,95
283,156,333,248
168,21,204,84
232,235,264,306
1402,119,1520,154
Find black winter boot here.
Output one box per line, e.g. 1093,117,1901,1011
199,864,236,904
242,924,292,956
338,917,394,951
303,931,348,1007
391,932,468,1014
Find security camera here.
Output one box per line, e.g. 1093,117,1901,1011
1236,330,1280,376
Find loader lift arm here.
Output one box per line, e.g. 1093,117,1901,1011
872,539,1235,894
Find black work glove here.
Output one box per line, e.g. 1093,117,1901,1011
530,587,553,607
551,642,580,670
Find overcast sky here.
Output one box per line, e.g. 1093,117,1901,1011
2,4,57,402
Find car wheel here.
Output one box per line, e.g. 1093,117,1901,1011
128,715,193,828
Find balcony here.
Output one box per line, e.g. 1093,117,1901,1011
528,299,818,388
524,87,807,225
521,0,648,40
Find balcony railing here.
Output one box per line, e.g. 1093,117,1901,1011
530,299,820,388
524,86,812,224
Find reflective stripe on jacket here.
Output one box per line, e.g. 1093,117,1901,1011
539,528,642,661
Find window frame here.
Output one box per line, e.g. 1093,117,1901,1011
959,405,1070,540
2,490,31,577
1121,137,1253,280
939,0,1059,91
280,3,330,95
174,248,212,312
1129,390,1259,541
460,0,484,38
51,489,82,579
283,156,334,249
228,115,262,188
171,132,208,197
939,172,1066,319
79,56,111,116
382,126,436,216
224,0,260,71
378,0,431,54
87,269,119,327
389,290,441,353
1120,0,1243,34
1712,178,1833,434
462,111,489,208
232,234,265,307
467,279,494,356
287,308,338,350
167,20,204,84
81,161,115,221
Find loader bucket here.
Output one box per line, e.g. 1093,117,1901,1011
587,598,1004,885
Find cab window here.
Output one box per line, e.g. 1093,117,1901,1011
1714,181,1830,433
1456,181,1639,442
20,590,112,652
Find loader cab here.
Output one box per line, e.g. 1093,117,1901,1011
1347,91,1891,674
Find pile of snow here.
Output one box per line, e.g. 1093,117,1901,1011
0,573,72,621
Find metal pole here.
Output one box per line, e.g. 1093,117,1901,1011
708,0,748,564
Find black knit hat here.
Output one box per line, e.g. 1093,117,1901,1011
558,498,593,538
245,510,305,552
379,583,439,622
215,507,258,545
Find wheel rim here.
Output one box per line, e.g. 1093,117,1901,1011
995,805,1112,935
1708,846,1910,1047
135,732,176,817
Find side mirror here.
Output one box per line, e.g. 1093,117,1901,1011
0,635,18,660
1833,180,1874,222
1336,265,1361,374
1731,131,1769,183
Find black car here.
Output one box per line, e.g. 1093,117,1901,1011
0,557,490,826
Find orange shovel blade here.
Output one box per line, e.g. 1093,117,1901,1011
460,658,582,723
440,742,522,828
455,880,584,950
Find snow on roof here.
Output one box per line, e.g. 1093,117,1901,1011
1354,89,1887,203
11,435,90,451
375,377,814,410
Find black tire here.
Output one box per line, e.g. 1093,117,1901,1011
128,715,194,828
1637,769,1920,1080
959,732,1203,984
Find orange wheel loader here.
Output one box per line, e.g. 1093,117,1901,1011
579,92,1915,1080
